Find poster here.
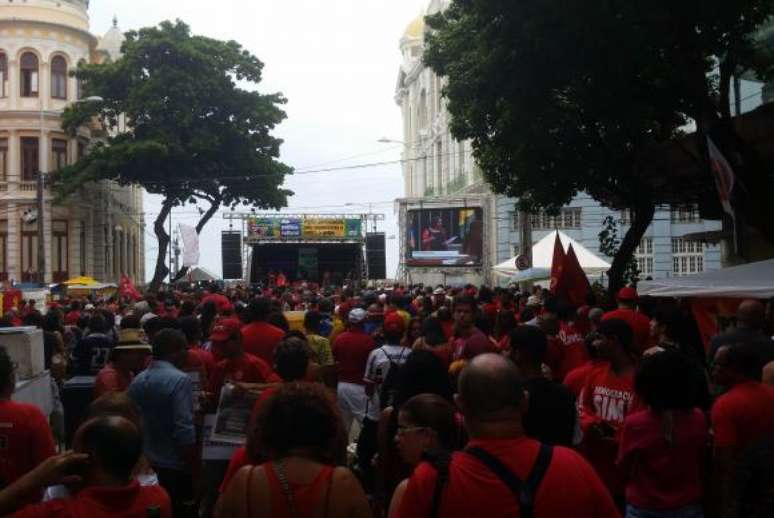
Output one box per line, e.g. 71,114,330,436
405,207,484,266
202,414,240,461
211,383,260,444
248,217,361,240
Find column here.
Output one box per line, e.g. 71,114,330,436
6,205,19,283
42,203,52,283
7,130,18,191
8,57,17,111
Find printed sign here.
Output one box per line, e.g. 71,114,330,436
248,217,363,241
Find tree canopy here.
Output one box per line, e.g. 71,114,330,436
58,20,292,291
424,0,774,293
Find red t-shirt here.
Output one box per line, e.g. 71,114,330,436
396,437,619,518
618,408,708,510
241,322,286,365
579,363,643,496
0,400,56,504
711,381,774,449
11,481,172,518
64,310,81,326
188,346,216,381
602,308,651,353
452,329,498,361
209,353,281,398
555,321,590,381
563,360,605,398
94,363,134,398
332,329,375,385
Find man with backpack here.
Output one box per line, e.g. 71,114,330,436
394,353,619,518
357,312,411,495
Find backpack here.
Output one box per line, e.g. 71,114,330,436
421,443,554,518
378,347,409,410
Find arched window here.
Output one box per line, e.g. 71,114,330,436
51,55,67,99
0,53,7,97
20,52,39,97
76,59,86,99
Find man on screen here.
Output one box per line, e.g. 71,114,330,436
421,215,448,251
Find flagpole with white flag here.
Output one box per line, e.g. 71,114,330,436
178,223,200,267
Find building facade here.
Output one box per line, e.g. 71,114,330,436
0,0,144,285
395,0,721,285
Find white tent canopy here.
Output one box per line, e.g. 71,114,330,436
187,266,220,282
492,231,611,278
638,259,774,299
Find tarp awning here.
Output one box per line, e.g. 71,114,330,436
492,231,611,277
638,259,774,299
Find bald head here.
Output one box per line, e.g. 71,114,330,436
458,353,525,422
737,300,765,330
74,415,142,483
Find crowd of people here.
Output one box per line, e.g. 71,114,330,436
0,281,773,518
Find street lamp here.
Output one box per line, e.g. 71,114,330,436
36,95,104,284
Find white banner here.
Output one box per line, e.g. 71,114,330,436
179,223,200,267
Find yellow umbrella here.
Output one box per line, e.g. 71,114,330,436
63,276,100,286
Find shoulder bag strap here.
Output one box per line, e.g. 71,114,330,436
518,444,554,518
465,444,553,518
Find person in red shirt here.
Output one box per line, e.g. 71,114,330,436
4,415,172,518
564,331,606,399
602,287,651,354
618,350,709,517
64,300,82,326
451,296,497,361
710,342,774,516
0,348,56,507
208,319,280,405
94,330,151,399
394,353,619,518
555,304,590,381
579,318,643,500
179,316,215,392
332,308,375,436
240,298,285,364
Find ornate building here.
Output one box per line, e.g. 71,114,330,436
0,0,144,284
394,0,721,285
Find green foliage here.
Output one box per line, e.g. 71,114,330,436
59,20,291,209
424,1,774,292
56,20,293,289
598,216,640,286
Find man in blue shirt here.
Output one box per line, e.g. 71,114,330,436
128,328,195,517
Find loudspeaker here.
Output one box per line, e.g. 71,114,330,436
221,231,243,280
366,232,386,280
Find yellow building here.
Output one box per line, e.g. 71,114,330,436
0,0,144,285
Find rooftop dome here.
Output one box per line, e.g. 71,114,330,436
403,15,425,40
97,16,125,59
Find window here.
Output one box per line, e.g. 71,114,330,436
635,238,654,277
672,238,705,276
0,138,7,181
21,220,38,282
77,140,86,160
0,53,7,97
619,209,632,225
51,56,67,99
21,137,39,181
52,139,68,170
530,208,582,230
510,212,519,231
52,220,68,282
76,59,86,99
0,220,7,281
20,52,39,97
671,205,700,223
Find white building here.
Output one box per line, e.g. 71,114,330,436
0,0,144,285
394,1,721,286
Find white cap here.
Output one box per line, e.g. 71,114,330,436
433,287,446,295
527,295,542,306
348,308,367,324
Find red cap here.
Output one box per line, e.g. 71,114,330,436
383,312,406,336
617,287,638,301
210,318,242,342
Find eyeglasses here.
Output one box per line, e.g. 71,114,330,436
396,425,428,437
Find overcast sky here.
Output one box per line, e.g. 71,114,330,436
89,0,430,282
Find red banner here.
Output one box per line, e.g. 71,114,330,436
119,274,143,301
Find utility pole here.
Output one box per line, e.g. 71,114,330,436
518,208,533,291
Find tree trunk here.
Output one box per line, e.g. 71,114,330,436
147,200,174,294
606,202,655,298
170,198,221,283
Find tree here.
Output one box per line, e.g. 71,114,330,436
424,1,774,294
58,20,292,292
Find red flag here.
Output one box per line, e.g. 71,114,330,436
555,244,591,307
549,232,566,293
119,274,143,301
